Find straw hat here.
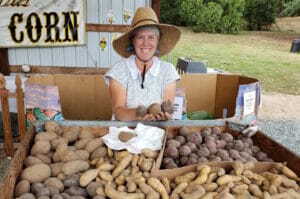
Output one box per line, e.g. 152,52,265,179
113,7,181,58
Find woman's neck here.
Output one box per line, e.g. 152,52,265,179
135,56,153,72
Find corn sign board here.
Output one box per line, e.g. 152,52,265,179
0,0,85,47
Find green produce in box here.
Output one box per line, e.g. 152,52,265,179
187,111,216,120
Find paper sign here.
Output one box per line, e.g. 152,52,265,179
172,96,184,120
243,91,256,116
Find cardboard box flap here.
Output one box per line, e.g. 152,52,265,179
177,74,217,114
26,74,112,120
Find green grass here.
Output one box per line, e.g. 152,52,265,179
162,27,300,95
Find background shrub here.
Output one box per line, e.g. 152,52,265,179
244,0,278,30
280,0,300,16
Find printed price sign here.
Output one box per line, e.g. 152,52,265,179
243,91,256,116
172,96,183,120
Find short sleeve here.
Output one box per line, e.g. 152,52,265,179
104,62,128,87
163,62,180,85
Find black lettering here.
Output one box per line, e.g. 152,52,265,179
25,13,42,43
17,0,29,6
44,12,61,42
62,11,79,42
8,13,24,43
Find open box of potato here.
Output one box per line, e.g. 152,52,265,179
153,123,300,176
0,121,166,199
152,161,300,198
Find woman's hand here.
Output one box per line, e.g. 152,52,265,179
137,114,156,121
155,112,172,121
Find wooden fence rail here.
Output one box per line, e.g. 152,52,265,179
0,74,26,157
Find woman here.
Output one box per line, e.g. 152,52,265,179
105,7,181,121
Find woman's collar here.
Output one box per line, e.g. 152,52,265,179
127,55,160,79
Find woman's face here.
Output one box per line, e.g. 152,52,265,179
133,28,159,62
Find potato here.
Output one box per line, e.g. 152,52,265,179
180,156,189,165
175,136,186,145
74,138,92,149
186,157,197,165
220,133,233,143
189,153,198,160
50,162,63,176
185,142,197,152
90,146,107,160
35,154,52,164
64,174,80,188
35,131,58,142
31,182,44,194
52,142,68,162
65,186,88,197
51,137,68,150
187,132,202,146
86,182,103,197
240,137,254,146
204,136,215,143
178,127,189,137
44,177,64,192
166,139,181,148
36,187,50,197
61,160,90,175
210,156,222,162
179,145,192,156
63,130,79,143
163,146,179,159
24,155,43,167
233,140,244,151
47,185,60,196
201,130,211,138
19,193,36,199
79,129,95,139
256,151,267,161
225,143,234,150
85,138,104,153
229,149,240,159
197,157,208,163
21,164,51,183
136,105,148,117
250,146,260,154
197,146,210,158
161,100,174,114
15,180,30,197
31,140,51,155
212,127,221,135
216,149,229,159
215,140,226,149
45,121,61,133
162,157,174,166
165,162,178,169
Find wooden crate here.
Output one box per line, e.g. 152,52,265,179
0,121,299,199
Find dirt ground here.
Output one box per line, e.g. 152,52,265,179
258,93,300,120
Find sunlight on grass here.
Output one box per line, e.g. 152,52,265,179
164,27,300,95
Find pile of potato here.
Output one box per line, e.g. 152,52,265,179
163,126,273,169
14,122,299,199
15,121,165,199
167,161,300,198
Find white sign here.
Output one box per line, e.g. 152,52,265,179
0,0,85,47
243,91,256,116
172,96,184,120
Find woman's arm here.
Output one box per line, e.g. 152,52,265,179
109,78,136,121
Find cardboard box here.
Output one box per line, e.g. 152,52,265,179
154,125,300,176
26,74,260,123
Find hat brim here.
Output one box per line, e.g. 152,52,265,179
113,23,181,58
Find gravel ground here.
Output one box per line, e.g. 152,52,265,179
258,118,300,156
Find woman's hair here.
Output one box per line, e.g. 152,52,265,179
130,25,161,40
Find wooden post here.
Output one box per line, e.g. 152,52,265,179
16,75,26,142
0,74,14,157
0,49,10,75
